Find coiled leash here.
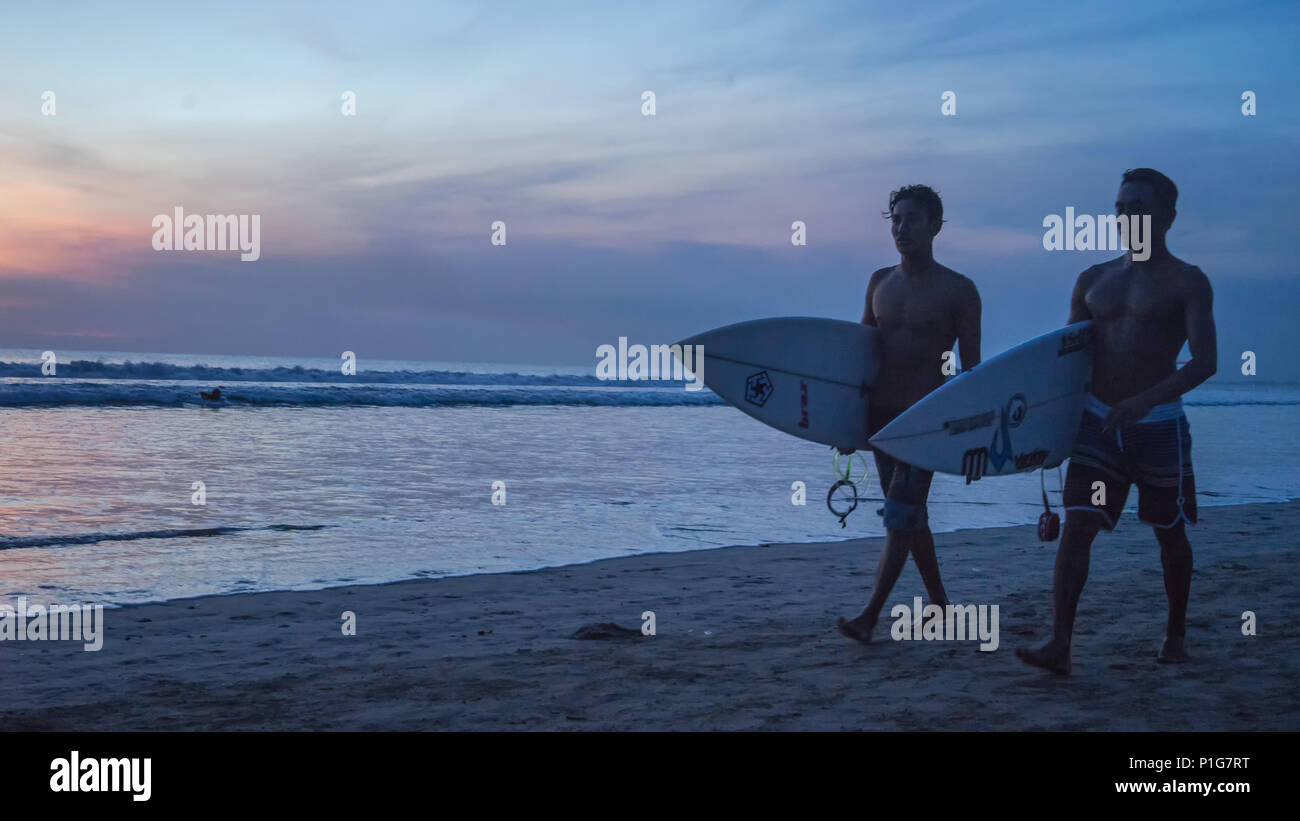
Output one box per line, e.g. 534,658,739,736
827,449,871,528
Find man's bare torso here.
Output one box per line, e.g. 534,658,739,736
1076,255,1207,405
867,263,979,414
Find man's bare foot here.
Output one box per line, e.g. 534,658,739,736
1015,642,1072,675
1157,634,1189,664
837,616,875,645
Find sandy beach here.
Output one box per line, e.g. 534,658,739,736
3,500,1295,731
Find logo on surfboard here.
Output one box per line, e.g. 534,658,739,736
1007,393,1027,428
984,394,1051,473
1056,326,1092,356
943,410,995,435
1014,448,1049,470
989,394,1027,472
962,447,989,483
745,371,774,406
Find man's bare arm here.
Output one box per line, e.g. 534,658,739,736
956,277,982,370
1068,267,1095,324
861,268,888,327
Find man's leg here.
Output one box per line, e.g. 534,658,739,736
838,446,944,643
909,527,949,606
899,465,945,606
842,522,945,641
1154,521,1192,663
1133,413,1196,663
838,528,910,643
838,447,907,643
1015,511,1103,674
1018,404,1130,673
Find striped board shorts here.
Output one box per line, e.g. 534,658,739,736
1063,395,1196,530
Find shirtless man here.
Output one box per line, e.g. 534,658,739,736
1017,168,1217,675
837,184,981,644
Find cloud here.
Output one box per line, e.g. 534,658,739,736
0,0,1295,379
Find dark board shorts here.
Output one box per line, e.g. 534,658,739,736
1063,395,1197,530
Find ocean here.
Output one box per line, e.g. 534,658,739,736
0,347,1295,605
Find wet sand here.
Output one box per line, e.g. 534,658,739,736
3,500,1295,731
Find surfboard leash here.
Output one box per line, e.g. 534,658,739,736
1038,466,1064,541
827,449,871,528
827,479,858,528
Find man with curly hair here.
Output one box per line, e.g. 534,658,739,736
837,185,982,644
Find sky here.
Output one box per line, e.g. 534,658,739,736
1,0,1298,378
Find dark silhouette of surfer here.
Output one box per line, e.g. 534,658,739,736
836,184,982,645
200,387,223,401
1017,169,1216,675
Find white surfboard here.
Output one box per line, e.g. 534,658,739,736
868,322,1094,478
676,317,880,450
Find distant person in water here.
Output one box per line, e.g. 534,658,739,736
836,184,982,644
201,387,223,401
1017,168,1217,675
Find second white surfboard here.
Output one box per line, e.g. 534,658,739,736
869,322,1094,478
